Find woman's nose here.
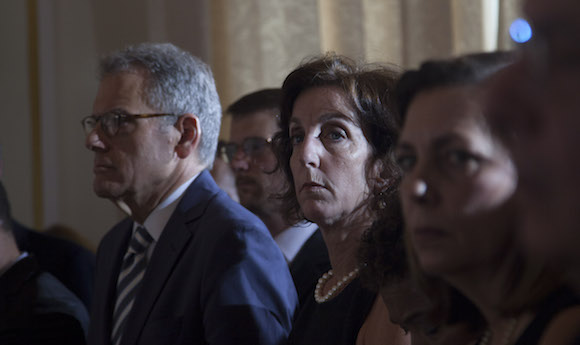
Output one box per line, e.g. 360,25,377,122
298,135,321,168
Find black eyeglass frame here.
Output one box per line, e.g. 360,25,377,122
81,111,177,137
218,137,273,163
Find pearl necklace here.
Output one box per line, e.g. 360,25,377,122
314,268,360,303
478,317,518,345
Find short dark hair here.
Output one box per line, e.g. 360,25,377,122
226,88,282,119
273,53,402,223
0,181,12,233
396,51,514,124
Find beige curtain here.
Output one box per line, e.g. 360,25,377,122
1,0,523,248
211,0,522,110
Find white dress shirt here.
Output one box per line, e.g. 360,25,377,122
132,173,199,260
274,221,318,264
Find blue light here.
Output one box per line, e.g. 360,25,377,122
510,18,532,43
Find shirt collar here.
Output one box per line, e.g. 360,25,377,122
0,251,29,277
274,221,318,263
132,173,200,241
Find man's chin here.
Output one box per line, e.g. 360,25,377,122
237,187,259,203
238,194,257,208
93,181,124,200
238,196,265,215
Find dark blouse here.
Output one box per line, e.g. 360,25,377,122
475,288,580,345
512,288,579,345
287,277,376,345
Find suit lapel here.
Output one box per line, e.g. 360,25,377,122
121,170,220,345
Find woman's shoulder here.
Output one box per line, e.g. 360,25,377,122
538,305,580,345
513,287,580,345
356,297,410,345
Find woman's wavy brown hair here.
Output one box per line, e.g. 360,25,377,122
272,53,402,224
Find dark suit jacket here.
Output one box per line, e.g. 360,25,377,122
288,229,330,308
0,255,88,345
89,170,298,345
12,222,95,311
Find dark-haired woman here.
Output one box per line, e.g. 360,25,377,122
395,52,580,345
274,54,408,345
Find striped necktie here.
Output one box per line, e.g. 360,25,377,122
111,226,154,345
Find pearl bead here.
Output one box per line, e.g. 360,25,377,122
314,268,360,304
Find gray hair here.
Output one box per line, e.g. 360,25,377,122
98,42,221,167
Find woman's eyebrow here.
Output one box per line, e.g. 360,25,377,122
318,112,356,125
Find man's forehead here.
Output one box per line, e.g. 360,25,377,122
232,108,278,122
229,110,280,139
93,72,149,112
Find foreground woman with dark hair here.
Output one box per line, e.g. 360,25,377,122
396,52,580,345
274,53,408,345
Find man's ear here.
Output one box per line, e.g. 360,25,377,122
174,114,201,159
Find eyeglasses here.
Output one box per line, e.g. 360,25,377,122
81,110,177,137
218,137,273,163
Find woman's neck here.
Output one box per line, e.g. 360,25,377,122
319,217,370,278
444,260,532,345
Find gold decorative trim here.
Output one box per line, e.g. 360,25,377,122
27,0,43,228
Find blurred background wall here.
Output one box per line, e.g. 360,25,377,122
0,0,522,250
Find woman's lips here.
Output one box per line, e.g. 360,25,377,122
412,226,449,243
300,182,325,192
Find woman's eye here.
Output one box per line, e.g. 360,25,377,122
446,150,481,172
447,150,475,164
289,132,304,146
396,154,416,173
329,131,344,140
321,128,346,142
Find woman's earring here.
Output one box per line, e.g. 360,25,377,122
378,191,387,209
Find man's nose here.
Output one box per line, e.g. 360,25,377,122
85,126,107,152
230,147,250,172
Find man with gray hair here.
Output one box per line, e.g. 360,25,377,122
83,43,297,345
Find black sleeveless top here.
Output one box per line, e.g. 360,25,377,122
571,333,580,345
286,277,376,345
512,288,579,345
